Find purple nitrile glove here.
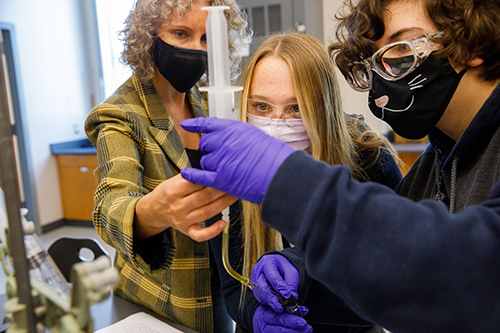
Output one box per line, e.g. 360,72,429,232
252,254,308,316
180,117,294,204
253,305,313,333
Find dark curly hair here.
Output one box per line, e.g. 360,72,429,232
330,0,500,82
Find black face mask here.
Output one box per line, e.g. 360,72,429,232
368,55,466,140
153,37,208,93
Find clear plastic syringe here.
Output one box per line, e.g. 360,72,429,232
200,6,300,316
199,6,242,118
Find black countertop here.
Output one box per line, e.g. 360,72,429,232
50,139,96,155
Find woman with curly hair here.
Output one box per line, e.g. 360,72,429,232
84,1,250,332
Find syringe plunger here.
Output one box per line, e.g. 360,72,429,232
200,6,242,119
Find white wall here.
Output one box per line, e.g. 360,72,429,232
322,0,384,133
0,0,383,228
0,0,93,226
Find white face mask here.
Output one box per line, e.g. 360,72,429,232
247,113,311,151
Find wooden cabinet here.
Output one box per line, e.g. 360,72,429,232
392,133,428,176
56,154,98,221
397,152,422,176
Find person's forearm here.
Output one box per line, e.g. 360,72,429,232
134,194,168,240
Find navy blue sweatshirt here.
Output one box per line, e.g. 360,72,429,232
211,118,403,332
218,142,402,332
261,83,500,333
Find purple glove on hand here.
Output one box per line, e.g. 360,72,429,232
253,305,312,333
180,117,294,204
252,254,309,316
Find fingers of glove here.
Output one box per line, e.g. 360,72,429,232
180,117,231,134
199,131,258,172
251,270,284,312
199,151,256,200
297,306,309,317
276,257,300,297
197,125,237,155
199,149,224,172
197,119,264,155
266,294,285,314
252,283,284,313
266,312,311,332
180,168,217,188
251,286,266,304
261,325,312,333
255,306,312,333
198,133,221,155
251,260,267,286
260,256,294,299
252,263,277,302
253,305,268,333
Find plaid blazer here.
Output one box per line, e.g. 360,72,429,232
85,76,214,332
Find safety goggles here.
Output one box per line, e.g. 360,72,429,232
247,99,301,124
346,32,443,92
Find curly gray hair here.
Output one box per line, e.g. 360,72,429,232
120,0,251,83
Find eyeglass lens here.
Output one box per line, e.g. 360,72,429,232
247,99,301,119
352,63,371,90
350,35,432,91
378,37,427,77
378,54,415,76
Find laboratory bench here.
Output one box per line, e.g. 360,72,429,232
0,292,197,332
92,293,198,332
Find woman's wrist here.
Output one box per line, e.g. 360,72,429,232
134,194,169,240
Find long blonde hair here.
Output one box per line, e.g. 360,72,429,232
238,33,395,284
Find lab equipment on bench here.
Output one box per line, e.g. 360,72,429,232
0,211,119,332
200,6,300,315
0,44,118,331
21,209,72,299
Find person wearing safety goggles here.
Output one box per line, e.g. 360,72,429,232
217,32,401,333
336,30,466,140
176,0,500,332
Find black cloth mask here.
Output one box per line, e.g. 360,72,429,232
368,55,466,139
153,37,208,93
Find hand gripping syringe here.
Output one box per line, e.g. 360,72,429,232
200,6,301,316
